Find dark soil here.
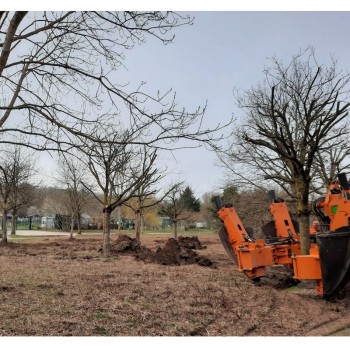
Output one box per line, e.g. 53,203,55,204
110,235,214,267
178,236,207,250
109,234,146,253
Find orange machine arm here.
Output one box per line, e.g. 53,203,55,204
268,190,298,239
217,175,350,298
215,196,323,294
217,205,274,279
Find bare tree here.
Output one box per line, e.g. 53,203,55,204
123,150,179,242
0,146,36,241
80,130,160,255
217,48,350,254
0,11,234,246
0,11,227,154
200,192,221,229
127,185,180,242
56,155,91,239
40,187,69,218
125,184,160,242
10,182,36,235
158,182,192,239
0,11,230,241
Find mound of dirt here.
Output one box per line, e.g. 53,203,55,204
136,238,214,267
177,236,207,250
107,235,214,268
154,238,199,265
110,235,143,253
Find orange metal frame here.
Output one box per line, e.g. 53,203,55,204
218,199,323,294
218,174,350,297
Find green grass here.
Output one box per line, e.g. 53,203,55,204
8,235,41,240
94,327,110,335
285,285,301,292
16,226,55,231
94,312,112,319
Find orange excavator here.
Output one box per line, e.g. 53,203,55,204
215,173,350,299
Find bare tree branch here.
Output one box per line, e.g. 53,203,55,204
217,47,350,254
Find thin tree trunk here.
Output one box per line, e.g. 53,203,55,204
11,209,16,235
103,207,112,255
77,212,81,235
2,209,7,242
173,220,178,240
135,209,141,242
70,214,74,239
118,206,122,235
140,212,144,235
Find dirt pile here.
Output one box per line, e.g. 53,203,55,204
143,238,213,267
108,235,214,268
177,236,207,250
109,235,145,253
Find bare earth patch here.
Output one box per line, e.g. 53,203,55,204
109,235,213,267
1,233,350,336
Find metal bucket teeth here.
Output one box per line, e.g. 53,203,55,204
217,225,237,265
316,229,350,298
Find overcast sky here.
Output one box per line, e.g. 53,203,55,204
36,10,350,198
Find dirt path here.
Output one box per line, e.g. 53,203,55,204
12,230,72,236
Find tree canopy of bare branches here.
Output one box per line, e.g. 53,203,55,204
56,155,91,238
0,11,227,153
217,48,350,254
0,145,36,241
78,129,161,254
158,182,200,239
122,150,172,242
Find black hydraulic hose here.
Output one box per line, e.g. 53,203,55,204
213,196,223,211
312,197,330,224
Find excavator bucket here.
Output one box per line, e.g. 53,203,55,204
217,225,238,264
317,230,350,298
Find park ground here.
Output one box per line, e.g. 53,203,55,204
1,230,350,336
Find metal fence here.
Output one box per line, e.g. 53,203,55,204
16,217,42,230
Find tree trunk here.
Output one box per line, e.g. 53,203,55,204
103,207,112,256
2,209,8,242
70,214,74,240
118,206,122,235
77,212,81,235
135,209,141,242
140,212,144,235
298,213,310,254
295,177,311,255
11,208,16,235
173,220,178,240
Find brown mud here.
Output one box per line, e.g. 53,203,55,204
110,235,214,267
